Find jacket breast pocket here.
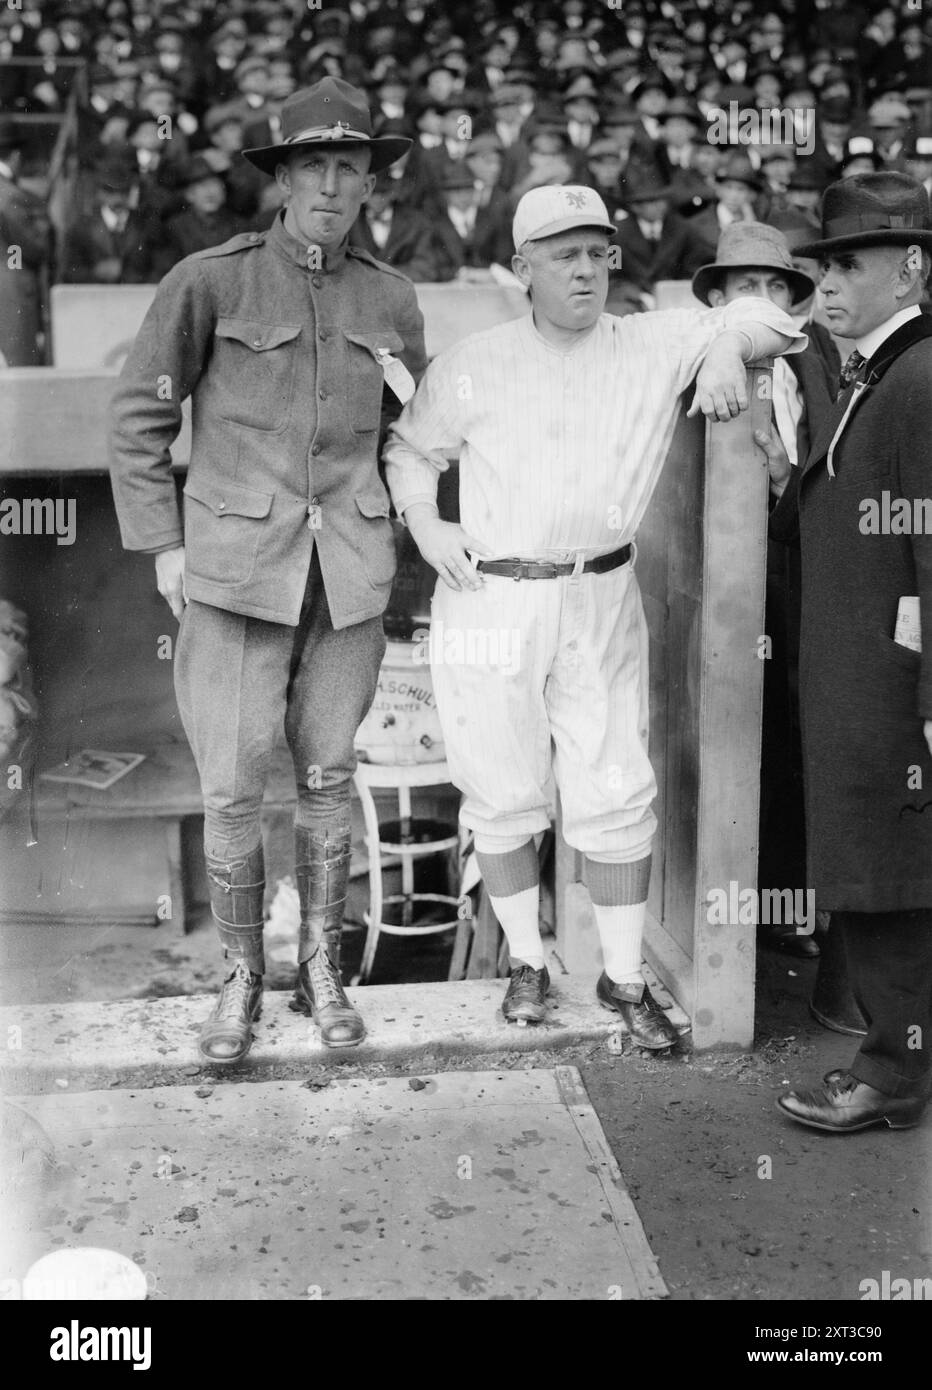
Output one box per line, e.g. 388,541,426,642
183,476,273,586
212,318,302,431
343,330,405,434
355,489,397,588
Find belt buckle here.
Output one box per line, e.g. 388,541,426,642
512,562,526,582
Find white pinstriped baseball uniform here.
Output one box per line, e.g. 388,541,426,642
384,300,806,856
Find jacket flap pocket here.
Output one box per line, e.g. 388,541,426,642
355,489,391,519
215,318,302,351
185,477,273,518
344,330,406,360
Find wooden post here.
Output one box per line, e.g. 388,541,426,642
555,364,773,1050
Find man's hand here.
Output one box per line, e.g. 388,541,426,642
687,333,749,421
405,505,490,591
155,546,186,621
924,719,932,758
753,425,793,497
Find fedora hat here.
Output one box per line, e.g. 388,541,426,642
715,150,764,190
243,76,411,176
623,169,676,204
691,221,815,305
794,171,932,257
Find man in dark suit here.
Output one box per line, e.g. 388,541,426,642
0,118,51,366
609,169,710,312
766,173,932,1132
692,223,837,963
349,172,438,282
160,156,247,273
419,165,512,281
59,153,164,284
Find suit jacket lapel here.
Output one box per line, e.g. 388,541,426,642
801,314,932,478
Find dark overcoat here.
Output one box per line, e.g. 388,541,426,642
770,314,932,912
0,171,50,366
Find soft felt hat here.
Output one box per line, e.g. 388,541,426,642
691,221,815,305
243,76,411,175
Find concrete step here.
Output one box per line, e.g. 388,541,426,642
0,967,690,1095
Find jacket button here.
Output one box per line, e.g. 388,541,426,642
318,389,327,400
312,444,322,455
218,500,226,510
318,330,328,342
311,276,322,289
310,495,320,506
252,337,262,347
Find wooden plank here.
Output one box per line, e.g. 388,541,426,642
554,1065,669,1300
689,363,771,1050
0,370,192,475
47,281,529,371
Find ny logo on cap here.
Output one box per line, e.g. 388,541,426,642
565,190,588,209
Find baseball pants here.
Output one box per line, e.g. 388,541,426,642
427,555,657,861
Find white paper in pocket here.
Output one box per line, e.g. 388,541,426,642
894,595,921,652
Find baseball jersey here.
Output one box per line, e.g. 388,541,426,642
383,299,806,559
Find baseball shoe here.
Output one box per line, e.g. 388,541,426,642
502,963,550,1025
596,973,679,1050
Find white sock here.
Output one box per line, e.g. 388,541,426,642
592,901,646,984
488,885,544,969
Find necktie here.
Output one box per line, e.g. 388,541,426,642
838,349,866,391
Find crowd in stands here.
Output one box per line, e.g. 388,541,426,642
1,0,931,362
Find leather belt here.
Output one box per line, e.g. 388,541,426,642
476,544,632,581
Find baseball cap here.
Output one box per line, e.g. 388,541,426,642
512,185,616,251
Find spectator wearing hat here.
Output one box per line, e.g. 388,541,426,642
59,152,162,284
629,72,672,165
692,222,836,958
584,136,626,209
810,96,855,180
466,33,513,95
111,77,427,1066
686,150,766,252
0,117,51,365
158,155,246,273
866,94,913,163
902,132,932,204
655,97,704,179
486,85,531,189
767,171,932,1134
669,138,724,217
508,127,576,206
420,163,509,282
226,54,273,126
372,67,409,128
463,131,513,248
562,75,600,153
838,134,885,181
757,144,798,204
783,160,826,224
349,171,437,282
198,20,249,109
611,168,712,312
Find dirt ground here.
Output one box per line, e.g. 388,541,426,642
1,899,929,1304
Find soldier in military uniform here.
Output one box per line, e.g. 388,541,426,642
110,79,427,1064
